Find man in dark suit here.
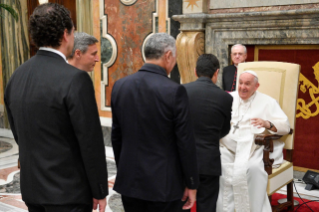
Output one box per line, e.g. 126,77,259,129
4,3,108,212
184,54,233,212
222,44,247,92
68,32,99,73
111,33,199,212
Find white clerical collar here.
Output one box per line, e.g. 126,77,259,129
39,47,67,62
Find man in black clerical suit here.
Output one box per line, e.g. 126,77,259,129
111,33,199,212
184,54,233,212
4,3,108,212
222,44,247,91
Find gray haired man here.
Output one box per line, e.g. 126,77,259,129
111,33,199,212
68,32,99,72
222,44,247,92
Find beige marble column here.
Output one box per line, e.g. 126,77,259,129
175,0,207,84
176,31,205,84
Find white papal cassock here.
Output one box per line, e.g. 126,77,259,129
217,91,290,212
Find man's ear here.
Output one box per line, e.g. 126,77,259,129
194,68,198,77
214,69,219,77
63,29,69,42
165,51,173,61
74,49,82,58
256,82,260,89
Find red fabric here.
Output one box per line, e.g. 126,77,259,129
246,45,255,62
190,193,319,211
191,202,196,212
258,49,319,170
271,193,319,211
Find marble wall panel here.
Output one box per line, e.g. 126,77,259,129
207,2,319,14
210,0,319,9
102,0,156,107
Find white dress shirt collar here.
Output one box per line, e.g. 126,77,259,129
39,47,67,62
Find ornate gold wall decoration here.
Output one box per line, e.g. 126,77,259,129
183,0,207,14
297,62,319,119
176,31,205,84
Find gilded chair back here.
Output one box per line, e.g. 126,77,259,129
237,62,300,150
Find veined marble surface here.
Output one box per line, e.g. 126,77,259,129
210,0,319,9
0,202,27,212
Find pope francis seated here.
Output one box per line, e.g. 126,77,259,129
217,70,290,212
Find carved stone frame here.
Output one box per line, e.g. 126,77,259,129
173,8,319,87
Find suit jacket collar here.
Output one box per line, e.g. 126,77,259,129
196,77,219,88
36,50,67,62
39,47,67,61
196,76,213,83
139,63,168,77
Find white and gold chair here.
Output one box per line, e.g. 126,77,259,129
237,62,300,211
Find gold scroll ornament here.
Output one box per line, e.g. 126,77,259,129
297,62,319,119
176,31,205,84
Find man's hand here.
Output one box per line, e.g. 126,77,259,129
93,198,107,212
251,118,270,129
181,188,197,210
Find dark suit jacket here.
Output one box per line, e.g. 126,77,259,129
184,77,233,176
4,50,108,205
222,65,237,91
111,63,199,202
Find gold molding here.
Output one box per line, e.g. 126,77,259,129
254,45,319,61
293,166,319,173
267,179,293,196
176,31,205,84
269,162,292,179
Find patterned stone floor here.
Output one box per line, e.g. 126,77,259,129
1,136,319,212
0,137,124,212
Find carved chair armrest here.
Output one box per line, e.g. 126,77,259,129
254,129,293,175
255,134,283,147
255,134,283,175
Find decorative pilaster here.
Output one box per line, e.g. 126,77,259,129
176,31,205,84
174,1,207,84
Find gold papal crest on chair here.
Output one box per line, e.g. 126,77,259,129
297,61,319,119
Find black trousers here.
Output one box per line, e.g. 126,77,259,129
196,175,220,212
122,195,185,212
25,203,93,212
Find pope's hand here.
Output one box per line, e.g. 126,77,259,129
251,118,270,129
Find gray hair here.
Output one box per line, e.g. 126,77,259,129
68,32,98,59
144,33,176,60
231,44,247,54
